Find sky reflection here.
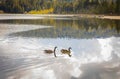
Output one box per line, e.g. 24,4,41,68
0,36,120,79
0,16,120,79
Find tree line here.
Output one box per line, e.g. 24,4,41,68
0,0,119,15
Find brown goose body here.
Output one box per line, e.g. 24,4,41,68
44,46,57,57
44,50,53,54
61,47,72,57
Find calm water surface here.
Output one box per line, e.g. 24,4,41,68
0,15,120,79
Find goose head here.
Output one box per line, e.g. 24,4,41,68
68,47,72,50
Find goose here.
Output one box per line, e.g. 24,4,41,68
61,47,72,57
44,46,57,57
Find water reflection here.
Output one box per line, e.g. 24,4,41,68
0,17,120,79
4,18,119,38
0,36,120,79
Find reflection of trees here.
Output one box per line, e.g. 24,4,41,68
115,20,120,34
8,18,120,38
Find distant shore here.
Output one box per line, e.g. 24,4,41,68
0,14,120,20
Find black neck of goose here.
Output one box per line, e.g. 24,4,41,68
54,47,56,52
69,48,71,52
54,47,57,57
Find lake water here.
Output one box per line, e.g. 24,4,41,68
0,14,120,79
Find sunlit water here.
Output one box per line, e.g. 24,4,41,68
0,14,120,79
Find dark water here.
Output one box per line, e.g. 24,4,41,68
0,15,120,79
1,18,120,38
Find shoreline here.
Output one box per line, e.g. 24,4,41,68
0,14,120,20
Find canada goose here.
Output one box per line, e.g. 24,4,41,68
61,47,72,57
44,46,57,57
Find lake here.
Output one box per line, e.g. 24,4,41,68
0,14,120,79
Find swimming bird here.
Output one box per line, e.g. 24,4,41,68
61,47,72,57
44,46,57,57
